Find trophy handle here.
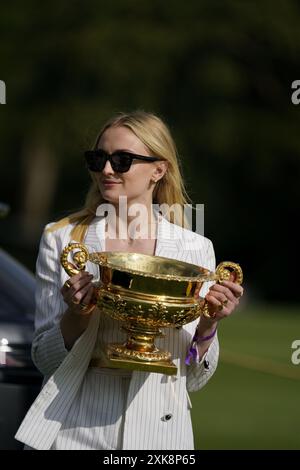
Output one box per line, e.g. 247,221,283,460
215,261,243,285
202,261,243,318
60,242,90,276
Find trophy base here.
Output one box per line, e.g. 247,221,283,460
105,354,177,375
104,343,177,375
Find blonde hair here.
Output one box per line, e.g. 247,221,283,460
48,110,190,241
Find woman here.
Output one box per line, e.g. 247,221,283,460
15,111,243,450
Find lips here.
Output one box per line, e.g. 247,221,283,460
102,180,121,185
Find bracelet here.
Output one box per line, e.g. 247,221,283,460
194,325,218,343
185,325,217,366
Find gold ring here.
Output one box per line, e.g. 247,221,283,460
65,280,72,289
79,302,89,310
217,299,228,311
79,303,96,314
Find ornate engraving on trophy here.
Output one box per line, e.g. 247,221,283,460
61,242,243,375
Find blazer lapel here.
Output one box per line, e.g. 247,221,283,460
92,214,106,252
155,215,178,257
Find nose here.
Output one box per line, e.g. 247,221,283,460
102,159,114,175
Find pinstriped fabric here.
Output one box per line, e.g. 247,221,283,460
15,214,219,450
49,220,134,450
53,370,131,450
15,309,101,449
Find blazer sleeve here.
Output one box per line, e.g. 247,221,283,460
31,226,69,377
186,239,220,393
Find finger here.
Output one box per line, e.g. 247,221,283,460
81,286,95,306
63,275,93,303
219,280,244,298
207,290,228,305
205,294,224,317
65,275,93,300
206,295,236,317
209,284,236,303
61,271,92,293
70,283,93,305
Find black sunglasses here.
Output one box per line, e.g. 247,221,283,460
84,149,161,173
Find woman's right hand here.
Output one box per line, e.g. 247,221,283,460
60,271,96,316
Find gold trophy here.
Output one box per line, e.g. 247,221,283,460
61,243,243,375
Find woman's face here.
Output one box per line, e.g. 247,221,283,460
94,125,167,207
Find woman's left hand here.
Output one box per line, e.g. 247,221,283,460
204,275,244,321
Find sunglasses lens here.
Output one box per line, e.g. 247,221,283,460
85,151,134,173
111,153,132,173
85,151,106,172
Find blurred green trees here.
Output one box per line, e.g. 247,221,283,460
0,0,299,301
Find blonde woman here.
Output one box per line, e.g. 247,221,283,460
16,111,243,450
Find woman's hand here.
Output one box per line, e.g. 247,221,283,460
204,273,244,321
192,273,244,361
60,271,96,316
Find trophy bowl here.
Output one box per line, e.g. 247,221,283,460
61,243,243,375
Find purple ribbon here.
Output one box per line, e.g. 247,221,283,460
185,326,218,365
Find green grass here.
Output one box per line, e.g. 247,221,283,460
190,303,300,449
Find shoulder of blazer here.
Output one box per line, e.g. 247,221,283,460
38,222,78,259
44,220,75,242
43,215,104,242
160,217,213,250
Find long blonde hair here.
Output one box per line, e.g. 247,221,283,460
48,110,190,241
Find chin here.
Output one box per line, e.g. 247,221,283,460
100,186,119,197
100,191,122,205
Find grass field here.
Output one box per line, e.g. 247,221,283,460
191,303,300,449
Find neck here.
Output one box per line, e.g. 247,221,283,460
105,197,157,241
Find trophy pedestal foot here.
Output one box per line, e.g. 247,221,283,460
106,355,177,375
106,344,178,375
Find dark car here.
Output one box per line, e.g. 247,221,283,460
0,248,42,450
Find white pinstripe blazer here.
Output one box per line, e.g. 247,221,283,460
15,213,219,450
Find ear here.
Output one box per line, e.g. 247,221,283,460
151,161,168,182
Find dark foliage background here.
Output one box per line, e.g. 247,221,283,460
1,0,299,302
